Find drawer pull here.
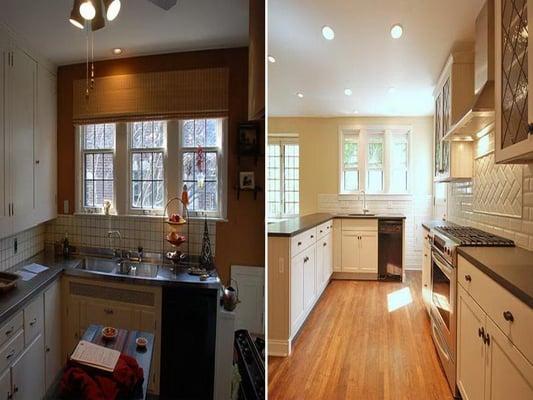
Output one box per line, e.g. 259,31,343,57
104,308,114,315
310,235,314,239
323,242,327,247
320,230,323,233
327,226,330,229
303,256,309,263
478,327,484,338
485,333,491,346
503,311,514,322
6,349,15,360
45,347,50,353
464,275,472,282
297,241,302,246
29,318,37,326
5,327,13,336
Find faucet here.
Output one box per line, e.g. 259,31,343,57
107,230,125,259
360,190,370,214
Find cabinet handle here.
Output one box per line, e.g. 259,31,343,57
464,274,472,282
423,284,428,287
503,311,514,322
528,123,533,134
5,327,13,336
310,235,314,239
323,242,327,247
478,326,484,339
13,386,18,394
303,256,309,263
6,349,15,360
327,226,330,229
46,346,50,353
320,230,323,233
297,241,302,246
29,317,37,326
104,308,114,315
484,333,490,346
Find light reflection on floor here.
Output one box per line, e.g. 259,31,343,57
387,287,413,312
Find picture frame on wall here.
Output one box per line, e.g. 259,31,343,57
239,171,255,190
238,122,260,157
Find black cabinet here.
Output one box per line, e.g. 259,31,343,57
160,286,218,400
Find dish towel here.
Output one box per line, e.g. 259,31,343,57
60,353,144,400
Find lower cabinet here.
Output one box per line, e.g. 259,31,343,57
341,231,378,274
44,280,62,390
302,246,316,313
62,277,162,394
11,334,44,400
421,228,431,313
457,285,533,400
316,233,333,294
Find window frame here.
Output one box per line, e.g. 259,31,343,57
177,118,228,220
76,124,117,214
338,125,411,195
267,134,300,219
126,121,168,216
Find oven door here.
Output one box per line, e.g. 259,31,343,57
430,250,456,342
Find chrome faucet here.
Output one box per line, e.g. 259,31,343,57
360,190,370,214
107,230,125,259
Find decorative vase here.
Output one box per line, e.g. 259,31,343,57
200,219,214,270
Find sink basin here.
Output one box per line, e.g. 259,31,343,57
80,257,118,273
77,257,159,278
347,213,375,217
117,263,159,278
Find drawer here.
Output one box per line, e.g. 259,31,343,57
0,311,23,349
317,220,333,239
458,256,533,363
24,295,44,346
291,227,317,257
0,330,23,373
341,218,378,231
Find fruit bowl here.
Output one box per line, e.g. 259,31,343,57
165,213,186,225
166,232,186,247
102,326,118,341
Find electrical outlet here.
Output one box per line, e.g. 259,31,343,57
14,238,17,254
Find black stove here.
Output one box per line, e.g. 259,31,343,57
434,226,515,247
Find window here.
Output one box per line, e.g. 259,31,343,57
179,119,226,218
129,121,166,211
339,126,410,194
268,137,299,218
76,118,227,219
81,123,115,210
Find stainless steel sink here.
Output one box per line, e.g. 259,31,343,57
348,213,376,217
77,257,159,278
80,257,118,273
117,262,159,278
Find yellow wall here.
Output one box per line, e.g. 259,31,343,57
268,116,434,215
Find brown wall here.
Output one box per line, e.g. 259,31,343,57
57,47,265,283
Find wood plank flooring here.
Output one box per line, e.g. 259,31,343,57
268,272,454,400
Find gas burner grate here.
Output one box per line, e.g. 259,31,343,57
435,226,515,247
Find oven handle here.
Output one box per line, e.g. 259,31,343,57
431,250,454,279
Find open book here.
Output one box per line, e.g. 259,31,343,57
70,340,120,373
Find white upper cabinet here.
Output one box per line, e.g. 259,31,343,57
0,25,57,240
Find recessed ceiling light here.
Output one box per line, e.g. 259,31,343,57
390,24,403,39
296,92,304,98
268,55,276,63
112,48,123,55
322,25,335,40
388,86,396,94
344,88,352,96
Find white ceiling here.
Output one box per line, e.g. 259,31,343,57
0,0,249,65
268,0,486,117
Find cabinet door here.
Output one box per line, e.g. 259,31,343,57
434,92,443,177
44,281,62,391
315,239,325,293
11,334,44,400
302,246,316,312
324,233,333,282
359,232,378,273
0,35,12,240
11,47,36,233
0,368,11,400
290,253,304,334
421,238,432,311
341,232,360,272
35,65,56,224
485,318,533,400
83,301,136,331
457,286,486,400
495,0,533,162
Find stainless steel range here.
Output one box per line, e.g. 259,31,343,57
428,225,514,395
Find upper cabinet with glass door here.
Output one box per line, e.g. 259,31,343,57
433,50,475,181
495,0,533,162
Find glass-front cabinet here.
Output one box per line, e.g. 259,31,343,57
495,0,533,162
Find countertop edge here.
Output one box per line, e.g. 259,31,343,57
268,213,406,237
457,249,533,308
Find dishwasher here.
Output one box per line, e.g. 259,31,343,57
378,219,403,281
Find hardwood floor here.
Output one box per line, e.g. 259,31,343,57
268,272,454,400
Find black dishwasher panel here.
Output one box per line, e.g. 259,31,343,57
378,219,403,281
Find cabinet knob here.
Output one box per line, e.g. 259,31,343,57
35,160,40,164
297,241,302,246
29,317,37,326
464,274,472,282
323,242,327,247
46,347,51,353
310,235,314,239
503,311,514,322
5,349,15,360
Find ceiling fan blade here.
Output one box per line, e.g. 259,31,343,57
147,0,178,10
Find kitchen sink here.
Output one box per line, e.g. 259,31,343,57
77,257,159,278
348,213,375,217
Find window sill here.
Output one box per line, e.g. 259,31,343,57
71,212,227,222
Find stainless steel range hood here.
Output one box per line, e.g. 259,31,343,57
443,1,495,141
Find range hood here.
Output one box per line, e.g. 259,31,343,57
443,1,495,141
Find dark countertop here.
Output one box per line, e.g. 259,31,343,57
268,213,406,237
0,252,79,326
458,247,533,308
421,220,459,231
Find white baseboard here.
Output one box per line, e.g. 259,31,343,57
268,339,291,357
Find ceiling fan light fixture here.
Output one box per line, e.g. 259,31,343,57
80,0,96,20
104,0,121,21
69,0,85,29
91,0,106,30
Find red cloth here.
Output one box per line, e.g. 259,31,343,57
60,354,144,400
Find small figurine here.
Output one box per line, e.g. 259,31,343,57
181,184,189,209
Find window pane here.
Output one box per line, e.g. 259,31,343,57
183,152,194,181
95,124,105,148
205,153,217,180
368,170,383,192
154,152,164,180
143,121,154,148
132,123,143,148
131,149,164,210
85,181,94,207
205,181,218,211
103,181,113,202
344,170,358,192
104,124,115,148
132,182,142,208
194,119,206,147
344,135,358,167
94,180,104,207
132,153,142,180
85,154,94,179
82,123,115,150
93,154,103,179
153,121,164,147
103,154,113,179
391,169,408,192
141,153,153,180
206,119,218,146
154,181,164,209
142,181,153,207
183,120,194,147
85,125,95,149
131,121,165,149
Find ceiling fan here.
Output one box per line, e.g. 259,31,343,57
69,0,178,31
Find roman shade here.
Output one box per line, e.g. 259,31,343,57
72,67,229,124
